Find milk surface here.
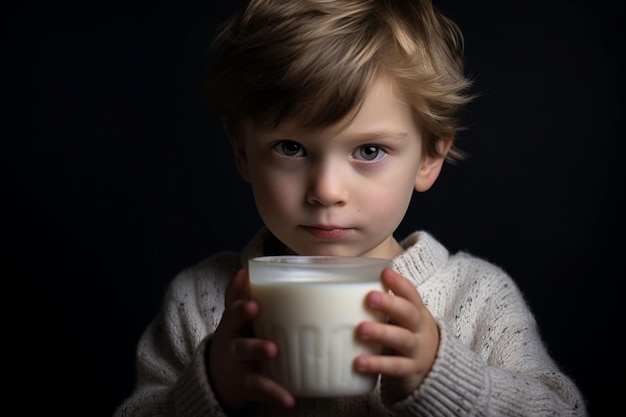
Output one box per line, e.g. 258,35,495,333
251,278,385,397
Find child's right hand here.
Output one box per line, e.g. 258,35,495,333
208,269,296,411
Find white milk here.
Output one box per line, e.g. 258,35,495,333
251,276,387,397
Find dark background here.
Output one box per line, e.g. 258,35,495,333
6,0,623,415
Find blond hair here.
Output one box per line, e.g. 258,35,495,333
207,0,474,161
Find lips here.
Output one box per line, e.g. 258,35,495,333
301,225,351,239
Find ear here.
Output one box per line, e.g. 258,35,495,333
414,138,452,192
223,119,251,182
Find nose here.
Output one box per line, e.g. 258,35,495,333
306,159,348,207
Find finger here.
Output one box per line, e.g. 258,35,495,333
381,268,424,308
219,273,259,338
366,288,422,332
354,353,415,378
356,321,417,358
218,298,260,341
231,337,278,362
242,372,296,409
225,269,251,306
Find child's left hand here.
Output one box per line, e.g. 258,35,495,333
354,267,439,403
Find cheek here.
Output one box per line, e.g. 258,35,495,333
250,171,300,216
363,172,416,221
370,185,414,217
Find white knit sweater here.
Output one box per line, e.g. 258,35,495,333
114,228,587,416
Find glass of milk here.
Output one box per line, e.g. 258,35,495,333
248,255,391,397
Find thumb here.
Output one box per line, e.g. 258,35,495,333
224,268,250,306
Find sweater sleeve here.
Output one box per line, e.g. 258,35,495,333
387,254,587,416
113,252,241,417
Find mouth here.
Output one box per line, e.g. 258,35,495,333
300,225,352,239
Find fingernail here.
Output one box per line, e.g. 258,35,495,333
368,292,381,308
355,356,367,371
359,323,372,339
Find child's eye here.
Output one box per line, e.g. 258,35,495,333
272,140,306,157
353,145,386,162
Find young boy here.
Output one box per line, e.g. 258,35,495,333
114,1,587,415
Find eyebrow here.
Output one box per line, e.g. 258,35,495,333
346,131,408,142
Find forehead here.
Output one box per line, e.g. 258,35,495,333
246,76,416,138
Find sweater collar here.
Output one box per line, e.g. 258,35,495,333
392,231,449,286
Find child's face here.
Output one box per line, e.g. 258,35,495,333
232,77,444,259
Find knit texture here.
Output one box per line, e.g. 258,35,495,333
113,228,587,416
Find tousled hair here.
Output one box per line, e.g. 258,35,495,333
207,0,474,162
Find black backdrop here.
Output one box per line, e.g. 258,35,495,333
6,1,623,415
